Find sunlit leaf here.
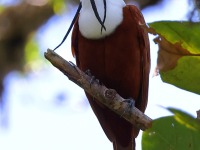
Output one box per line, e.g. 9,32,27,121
24,37,46,71
0,5,5,12
148,21,200,95
142,108,200,150
168,107,200,131
49,0,66,14
25,37,40,63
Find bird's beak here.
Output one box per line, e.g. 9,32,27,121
90,0,106,31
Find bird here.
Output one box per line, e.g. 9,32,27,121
71,0,150,149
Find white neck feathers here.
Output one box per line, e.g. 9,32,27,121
79,0,126,39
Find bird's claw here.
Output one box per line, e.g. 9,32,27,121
85,69,100,87
122,98,135,108
120,98,135,118
85,69,92,76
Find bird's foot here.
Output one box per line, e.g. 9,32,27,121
85,69,100,87
85,69,92,76
123,98,135,108
120,98,135,118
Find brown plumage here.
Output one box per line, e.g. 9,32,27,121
71,5,150,150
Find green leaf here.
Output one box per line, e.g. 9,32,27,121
168,107,200,131
49,0,66,14
149,21,200,54
160,56,200,94
148,21,200,95
25,38,40,63
0,5,5,12
142,108,200,150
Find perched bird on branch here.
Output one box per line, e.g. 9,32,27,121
70,0,150,149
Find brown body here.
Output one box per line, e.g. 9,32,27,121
72,5,150,150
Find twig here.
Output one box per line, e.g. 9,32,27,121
44,49,152,131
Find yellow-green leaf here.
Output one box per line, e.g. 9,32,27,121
148,21,200,95
142,108,200,150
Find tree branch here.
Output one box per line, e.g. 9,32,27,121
44,49,152,131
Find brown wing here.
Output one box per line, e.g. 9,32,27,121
128,5,150,113
71,5,150,148
71,17,80,67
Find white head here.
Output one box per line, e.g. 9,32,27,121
79,0,126,39
81,0,107,31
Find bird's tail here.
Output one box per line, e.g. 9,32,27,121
113,139,135,150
